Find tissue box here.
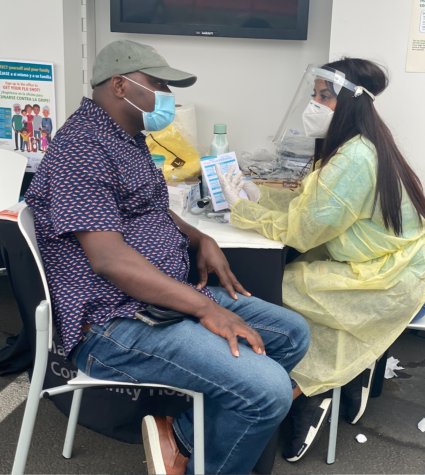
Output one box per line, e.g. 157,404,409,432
167,182,201,216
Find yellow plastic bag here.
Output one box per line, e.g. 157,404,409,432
146,124,201,182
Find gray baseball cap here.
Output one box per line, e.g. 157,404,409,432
91,40,197,89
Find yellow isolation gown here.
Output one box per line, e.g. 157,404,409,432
231,135,425,396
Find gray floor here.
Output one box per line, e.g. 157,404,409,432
1,274,424,474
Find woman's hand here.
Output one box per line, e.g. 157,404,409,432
195,234,251,299
215,165,244,207
216,165,261,205
242,180,260,203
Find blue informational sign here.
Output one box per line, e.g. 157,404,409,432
0,61,53,82
0,59,56,172
0,107,12,139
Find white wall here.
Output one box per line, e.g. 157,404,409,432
4,1,423,185
330,0,425,183
92,0,333,156
0,0,84,127
1,0,333,157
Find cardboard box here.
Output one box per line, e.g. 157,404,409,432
252,179,301,189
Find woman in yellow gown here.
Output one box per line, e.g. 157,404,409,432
218,58,425,461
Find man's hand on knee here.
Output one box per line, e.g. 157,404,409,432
199,306,265,358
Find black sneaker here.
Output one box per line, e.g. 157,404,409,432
283,394,332,463
342,362,376,425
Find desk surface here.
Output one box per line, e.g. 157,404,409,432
1,202,284,251
182,214,284,249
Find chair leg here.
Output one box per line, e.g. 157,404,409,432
11,373,46,474
192,392,205,475
12,302,50,475
370,351,388,398
62,388,84,459
327,387,341,464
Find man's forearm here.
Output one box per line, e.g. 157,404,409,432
75,230,216,318
168,209,208,248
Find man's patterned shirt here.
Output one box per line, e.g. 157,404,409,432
25,97,213,356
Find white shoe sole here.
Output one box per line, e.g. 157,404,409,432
142,416,167,475
286,398,332,462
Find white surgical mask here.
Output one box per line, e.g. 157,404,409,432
121,75,175,132
302,100,334,138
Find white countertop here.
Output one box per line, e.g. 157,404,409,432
182,213,284,249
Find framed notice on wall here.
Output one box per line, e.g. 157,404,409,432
0,59,56,172
406,0,425,72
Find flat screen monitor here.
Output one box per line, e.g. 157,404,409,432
110,0,310,40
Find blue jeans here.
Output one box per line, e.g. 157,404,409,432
72,287,310,474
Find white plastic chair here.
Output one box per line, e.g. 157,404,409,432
0,149,27,275
12,205,205,475
326,308,425,464
0,149,27,211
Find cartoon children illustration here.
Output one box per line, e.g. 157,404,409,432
11,103,24,151
41,105,53,144
23,104,34,138
19,126,31,152
40,128,49,152
21,107,27,131
30,137,38,153
32,103,42,151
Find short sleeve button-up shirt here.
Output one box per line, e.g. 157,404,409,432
25,97,214,356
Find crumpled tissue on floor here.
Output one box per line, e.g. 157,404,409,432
384,356,405,379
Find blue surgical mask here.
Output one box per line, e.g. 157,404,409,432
121,75,175,132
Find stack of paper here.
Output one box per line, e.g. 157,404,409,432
0,201,26,222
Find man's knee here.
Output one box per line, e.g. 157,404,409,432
250,367,293,421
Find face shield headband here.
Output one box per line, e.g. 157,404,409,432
310,66,375,101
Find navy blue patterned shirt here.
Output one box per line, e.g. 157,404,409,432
25,97,214,356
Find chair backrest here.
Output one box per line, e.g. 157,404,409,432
0,149,27,210
17,204,53,349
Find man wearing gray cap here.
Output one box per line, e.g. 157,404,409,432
25,40,309,475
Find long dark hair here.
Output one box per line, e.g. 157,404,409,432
316,58,425,235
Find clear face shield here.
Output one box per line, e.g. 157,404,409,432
272,65,373,180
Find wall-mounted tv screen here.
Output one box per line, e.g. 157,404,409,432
110,0,310,40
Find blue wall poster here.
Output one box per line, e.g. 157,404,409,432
0,59,56,172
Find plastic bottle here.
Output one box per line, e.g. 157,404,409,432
201,124,229,198
209,123,229,156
